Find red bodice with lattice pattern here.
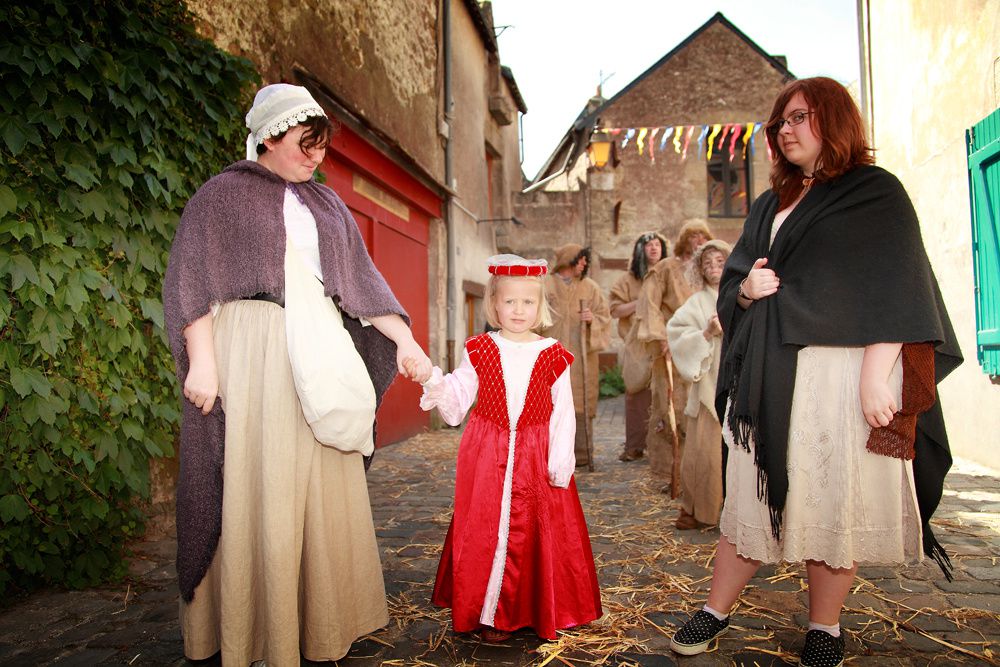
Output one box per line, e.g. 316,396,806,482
466,333,572,432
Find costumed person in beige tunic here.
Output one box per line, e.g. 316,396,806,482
541,244,612,468
636,220,714,494
669,77,961,667
609,232,668,462
666,240,731,529
162,84,433,666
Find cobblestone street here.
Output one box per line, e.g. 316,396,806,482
1,395,999,666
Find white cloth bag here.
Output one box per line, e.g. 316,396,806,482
283,243,376,456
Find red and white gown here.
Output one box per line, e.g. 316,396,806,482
420,332,602,639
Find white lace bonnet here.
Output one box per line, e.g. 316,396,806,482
244,84,326,161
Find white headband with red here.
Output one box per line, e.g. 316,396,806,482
487,254,548,277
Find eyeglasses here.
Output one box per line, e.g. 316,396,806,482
768,110,814,133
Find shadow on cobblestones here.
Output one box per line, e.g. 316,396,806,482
1,396,998,665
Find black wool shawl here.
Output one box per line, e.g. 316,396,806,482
716,165,962,574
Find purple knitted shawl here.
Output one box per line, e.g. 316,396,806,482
162,160,407,601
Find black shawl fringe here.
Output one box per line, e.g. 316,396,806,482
724,351,785,541
923,525,953,582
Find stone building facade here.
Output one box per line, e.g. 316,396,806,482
506,13,792,299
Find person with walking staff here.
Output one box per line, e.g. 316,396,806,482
636,220,714,494
610,231,669,463
408,254,602,642
668,76,961,667
163,83,431,666
541,244,612,469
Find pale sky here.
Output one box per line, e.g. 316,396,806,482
490,0,861,180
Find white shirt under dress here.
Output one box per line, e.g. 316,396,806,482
420,333,576,625
718,204,923,568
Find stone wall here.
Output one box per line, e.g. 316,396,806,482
187,0,443,181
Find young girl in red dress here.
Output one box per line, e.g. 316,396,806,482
405,254,602,642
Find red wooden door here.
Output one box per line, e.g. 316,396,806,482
320,124,440,446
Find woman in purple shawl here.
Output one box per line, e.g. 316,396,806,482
162,83,432,666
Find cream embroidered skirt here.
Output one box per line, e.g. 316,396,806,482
720,346,923,568
179,300,388,666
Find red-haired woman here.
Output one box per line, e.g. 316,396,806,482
669,77,961,666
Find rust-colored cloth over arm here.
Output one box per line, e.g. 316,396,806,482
866,342,936,460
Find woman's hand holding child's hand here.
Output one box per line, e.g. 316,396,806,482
399,344,432,384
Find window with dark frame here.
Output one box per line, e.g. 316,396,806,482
706,136,751,218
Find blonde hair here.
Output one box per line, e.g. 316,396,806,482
674,219,714,258
484,275,553,330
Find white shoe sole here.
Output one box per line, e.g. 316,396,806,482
669,626,728,656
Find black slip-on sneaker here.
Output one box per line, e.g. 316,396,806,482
669,609,729,656
799,629,845,667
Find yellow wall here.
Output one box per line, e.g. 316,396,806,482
862,0,1000,467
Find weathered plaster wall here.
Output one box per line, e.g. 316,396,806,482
866,0,1000,468
446,0,527,343
187,0,443,181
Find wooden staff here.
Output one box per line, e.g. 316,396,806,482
665,355,681,499
579,299,594,472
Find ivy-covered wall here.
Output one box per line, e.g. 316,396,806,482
0,0,257,595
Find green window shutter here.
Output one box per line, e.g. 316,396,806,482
967,107,1000,376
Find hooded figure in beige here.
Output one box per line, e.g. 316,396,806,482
666,239,731,528
635,220,713,493
609,232,669,461
541,244,612,468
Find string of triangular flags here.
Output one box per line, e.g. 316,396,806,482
594,122,772,164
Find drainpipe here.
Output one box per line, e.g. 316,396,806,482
443,0,457,371
856,0,873,141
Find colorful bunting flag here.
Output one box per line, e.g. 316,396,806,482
622,128,636,149
681,125,695,160
706,124,722,159
593,121,768,164
659,126,674,151
696,125,709,157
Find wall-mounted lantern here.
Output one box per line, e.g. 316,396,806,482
587,131,613,169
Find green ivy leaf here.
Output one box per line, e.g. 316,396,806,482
0,220,35,241
63,163,98,189
0,495,30,522
121,419,143,441
9,255,40,289
78,191,109,222
139,297,164,329
0,185,17,216
10,367,52,398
